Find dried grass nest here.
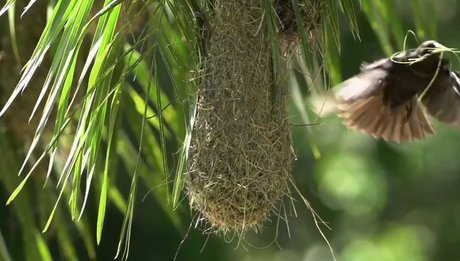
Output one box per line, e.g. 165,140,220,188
275,0,326,42
185,0,328,234
185,0,293,233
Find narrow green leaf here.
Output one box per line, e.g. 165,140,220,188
339,0,360,40
326,0,341,52
324,18,341,86
0,230,12,261
172,93,198,208
6,173,32,205
34,230,53,261
0,0,77,118
411,0,426,40
0,0,16,17
96,3,125,240
361,0,394,56
7,2,20,68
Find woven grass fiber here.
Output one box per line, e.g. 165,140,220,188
185,0,292,234
276,0,326,43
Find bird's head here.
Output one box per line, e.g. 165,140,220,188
415,40,447,57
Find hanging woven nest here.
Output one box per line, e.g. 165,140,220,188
185,0,293,233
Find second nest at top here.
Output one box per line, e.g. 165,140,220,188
275,0,326,42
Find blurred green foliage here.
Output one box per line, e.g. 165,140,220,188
2,0,460,261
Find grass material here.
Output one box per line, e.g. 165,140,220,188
275,0,326,44
185,0,292,234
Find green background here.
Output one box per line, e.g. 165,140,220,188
2,1,460,261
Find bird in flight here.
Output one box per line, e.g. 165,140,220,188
313,40,460,143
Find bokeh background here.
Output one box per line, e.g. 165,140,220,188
2,0,460,261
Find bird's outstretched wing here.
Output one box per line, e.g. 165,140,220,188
308,61,386,118
334,63,387,102
334,59,435,143
421,70,460,128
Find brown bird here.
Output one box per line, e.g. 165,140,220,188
312,40,460,143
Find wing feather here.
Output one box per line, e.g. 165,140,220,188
421,70,460,128
339,95,435,143
311,57,438,142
